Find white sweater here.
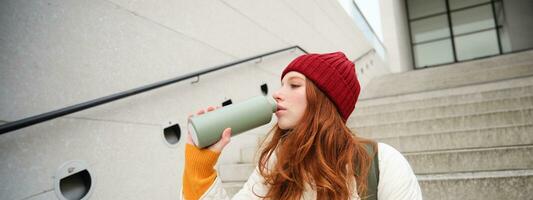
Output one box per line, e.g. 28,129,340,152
181,143,423,200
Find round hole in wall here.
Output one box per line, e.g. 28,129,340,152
260,83,268,95
60,170,91,200
54,160,94,200
164,123,181,145
222,99,233,107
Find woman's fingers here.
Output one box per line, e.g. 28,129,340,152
186,132,194,145
207,128,232,153
193,106,217,117
196,109,205,115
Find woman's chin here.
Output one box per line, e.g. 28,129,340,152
277,121,295,130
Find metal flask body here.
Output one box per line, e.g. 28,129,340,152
188,96,277,148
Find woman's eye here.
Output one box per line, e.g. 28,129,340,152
290,84,300,88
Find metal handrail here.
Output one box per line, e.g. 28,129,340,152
0,46,308,134
353,49,376,62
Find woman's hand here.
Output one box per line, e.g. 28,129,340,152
187,106,232,153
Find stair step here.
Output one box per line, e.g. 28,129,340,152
219,150,533,198
360,51,533,99
240,146,258,164
219,170,533,199
352,108,532,138
352,84,533,117
375,124,533,152
221,145,533,180
405,145,533,174
218,163,255,182
418,169,533,200
221,182,245,198
352,96,533,126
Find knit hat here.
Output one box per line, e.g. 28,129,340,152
281,52,360,121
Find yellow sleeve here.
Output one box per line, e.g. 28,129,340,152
182,143,221,200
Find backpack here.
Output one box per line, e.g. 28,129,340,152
361,143,380,200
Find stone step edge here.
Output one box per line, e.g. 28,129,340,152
220,171,533,188
359,61,533,103
232,125,533,164
356,84,533,113
361,123,533,141
358,74,533,107
351,107,531,129
221,181,246,185
351,100,533,126
219,163,255,168
353,94,533,118
416,169,533,181
223,145,533,166
403,144,533,156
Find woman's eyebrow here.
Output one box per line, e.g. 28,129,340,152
281,76,304,85
288,77,304,81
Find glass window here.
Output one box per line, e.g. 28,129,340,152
408,0,446,19
449,0,490,10
405,0,524,68
411,15,450,43
451,5,495,35
413,39,454,68
455,30,499,60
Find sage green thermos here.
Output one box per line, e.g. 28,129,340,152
188,96,277,148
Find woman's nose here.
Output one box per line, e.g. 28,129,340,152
273,89,282,102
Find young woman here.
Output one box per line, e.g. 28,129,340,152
181,52,422,200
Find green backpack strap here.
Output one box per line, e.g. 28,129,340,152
363,143,379,200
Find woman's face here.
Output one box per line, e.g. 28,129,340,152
273,71,308,130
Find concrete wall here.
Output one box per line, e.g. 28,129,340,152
0,0,374,199
354,50,390,89
379,0,414,73
500,0,533,52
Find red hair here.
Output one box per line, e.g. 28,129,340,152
257,79,376,199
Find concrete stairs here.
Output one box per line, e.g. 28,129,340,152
360,49,533,99
217,50,533,199
349,49,533,199
219,163,255,196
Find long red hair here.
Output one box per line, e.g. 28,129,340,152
256,78,376,199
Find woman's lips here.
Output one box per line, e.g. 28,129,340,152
275,105,287,116
275,110,286,117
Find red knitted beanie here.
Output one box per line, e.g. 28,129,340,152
281,52,360,121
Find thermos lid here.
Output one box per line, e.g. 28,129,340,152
188,121,200,147
266,96,277,113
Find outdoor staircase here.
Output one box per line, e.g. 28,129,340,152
352,77,533,199
217,50,533,199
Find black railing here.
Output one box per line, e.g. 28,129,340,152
0,46,308,134
353,49,375,62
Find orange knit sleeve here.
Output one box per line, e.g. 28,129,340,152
182,143,221,200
